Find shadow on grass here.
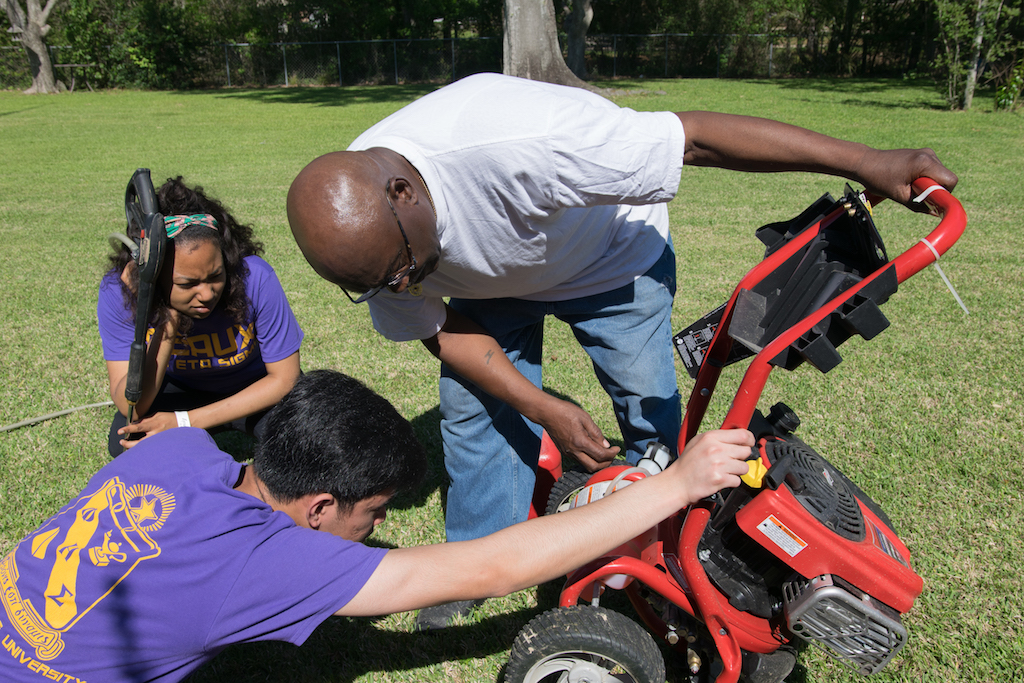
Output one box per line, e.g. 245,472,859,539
402,404,445,511
185,580,635,682
185,601,545,682
0,106,43,118
173,83,441,108
740,77,951,111
187,575,809,683
594,75,953,112
212,430,256,460
396,389,627,518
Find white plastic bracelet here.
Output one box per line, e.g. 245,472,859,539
175,410,191,428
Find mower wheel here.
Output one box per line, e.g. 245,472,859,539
505,605,665,683
545,469,593,516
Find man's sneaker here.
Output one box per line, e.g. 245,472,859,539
413,599,485,631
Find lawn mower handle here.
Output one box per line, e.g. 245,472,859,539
868,177,966,282
680,178,965,445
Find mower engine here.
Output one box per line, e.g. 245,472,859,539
697,405,922,675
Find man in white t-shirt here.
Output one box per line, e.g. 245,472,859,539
287,73,957,628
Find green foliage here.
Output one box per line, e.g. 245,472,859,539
46,0,504,88
58,0,213,88
60,0,125,87
576,0,946,79
275,0,500,42
0,19,31,90
860,0,940,74
934,0,972,107
995,56,1024,108
933,0,1023,109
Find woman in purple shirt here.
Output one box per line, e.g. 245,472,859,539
98,176,303,456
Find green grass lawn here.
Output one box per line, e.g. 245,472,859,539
1,77,1021,682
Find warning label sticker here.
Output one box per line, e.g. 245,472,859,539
757,515,808,558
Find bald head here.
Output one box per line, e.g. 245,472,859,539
288,151,397,291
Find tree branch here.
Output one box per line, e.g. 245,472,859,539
4,0,26,30
40,0,60,24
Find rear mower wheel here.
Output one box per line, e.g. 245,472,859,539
505,605,665,683
545,469,593,516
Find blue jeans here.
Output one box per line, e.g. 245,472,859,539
439,243,680,542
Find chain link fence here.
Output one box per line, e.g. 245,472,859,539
1,44,89,90
1,38,501,90
218,37,501,87
2,32,919,90
211,38,501,88
585,33,804,79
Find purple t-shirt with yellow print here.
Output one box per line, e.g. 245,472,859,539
0,428,387,683
97,255,303,395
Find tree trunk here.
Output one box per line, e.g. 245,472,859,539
963,0,986,109
503,0,592,90
839,0,861,74
4,0,61,94
565,0,594,79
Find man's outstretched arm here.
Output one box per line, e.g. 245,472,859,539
337,428,754,617
676,111,958,208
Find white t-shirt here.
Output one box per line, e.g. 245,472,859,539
349,73,686,342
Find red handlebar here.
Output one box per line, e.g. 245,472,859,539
892,177,967,281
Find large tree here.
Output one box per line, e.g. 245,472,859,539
4,0,61,93
503,0,590,88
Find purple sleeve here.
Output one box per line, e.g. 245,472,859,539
208,529,387,648
97,271,134,361
245,256,304,364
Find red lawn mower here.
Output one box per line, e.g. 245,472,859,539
509,178,966,683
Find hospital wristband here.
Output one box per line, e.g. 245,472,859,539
175,410,191,428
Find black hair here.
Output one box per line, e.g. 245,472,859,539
253,370,427,508
106,176,264,331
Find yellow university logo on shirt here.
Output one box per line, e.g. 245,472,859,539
145,322,256,371
1,478,174,666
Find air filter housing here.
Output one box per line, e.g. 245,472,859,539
763,440,865,542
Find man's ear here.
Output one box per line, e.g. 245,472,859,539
389,176,417,204
305,493,337,530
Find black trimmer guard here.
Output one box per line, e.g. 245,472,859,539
675,186,897,378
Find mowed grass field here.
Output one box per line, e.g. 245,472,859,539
0,77,1021,682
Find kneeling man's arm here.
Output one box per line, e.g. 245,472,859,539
337,428,754,617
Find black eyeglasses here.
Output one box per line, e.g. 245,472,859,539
343,181,418,304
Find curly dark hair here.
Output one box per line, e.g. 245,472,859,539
107,176,264,331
